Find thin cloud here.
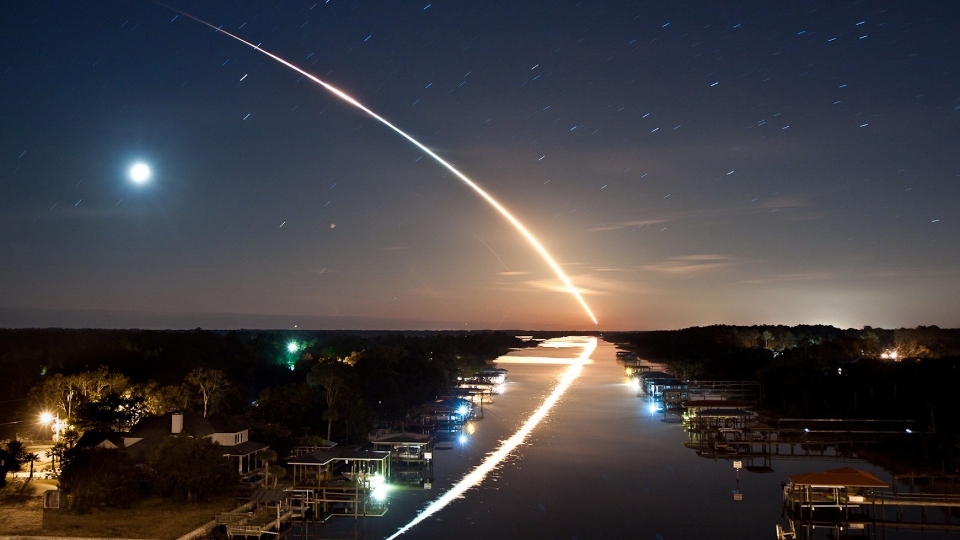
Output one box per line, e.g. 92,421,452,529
640,254,737,274
592,197,811,232
740,271,838,284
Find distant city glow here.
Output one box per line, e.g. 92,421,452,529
129,162,151,184
385,336,597,539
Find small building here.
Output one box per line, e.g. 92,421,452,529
370,432,434,485
783,467,888,510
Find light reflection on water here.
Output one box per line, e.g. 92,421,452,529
383,337,595,539
361,338,948,540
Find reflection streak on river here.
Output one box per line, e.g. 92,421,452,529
384,337,597,539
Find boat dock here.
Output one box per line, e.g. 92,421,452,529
218,490,296,538
779,467,960,538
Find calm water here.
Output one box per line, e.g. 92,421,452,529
346,338,950,540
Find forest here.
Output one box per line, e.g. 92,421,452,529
0,328,532,453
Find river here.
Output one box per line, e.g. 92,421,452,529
340,337,951,539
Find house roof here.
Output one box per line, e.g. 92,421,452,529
788,467,888,488
123,411,265,463
370,432,433,445
75,431,125,450
288,448,390,466
223,441,270,456
129,410,249,439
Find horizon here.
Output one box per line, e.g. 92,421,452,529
0,306,950,333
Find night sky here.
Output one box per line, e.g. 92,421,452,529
2,1,958,331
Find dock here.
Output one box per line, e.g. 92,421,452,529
779,467,960,538
218,490,295,539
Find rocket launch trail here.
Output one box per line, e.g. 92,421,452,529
157,2,598,325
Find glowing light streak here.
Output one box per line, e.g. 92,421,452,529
157,3,597,325
385,337,597,539
493,356,592,365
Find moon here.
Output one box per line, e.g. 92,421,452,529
129,162,151,184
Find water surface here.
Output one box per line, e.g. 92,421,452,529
359,338,947,539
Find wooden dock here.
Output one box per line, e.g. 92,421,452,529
225,506,295,538
780,467,960,537
218,491,296,539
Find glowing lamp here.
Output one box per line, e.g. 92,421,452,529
372,483,389,501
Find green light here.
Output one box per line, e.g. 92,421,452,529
287,341,299,353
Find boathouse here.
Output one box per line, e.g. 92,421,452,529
783,467,888,509
287,447,391,518
370,432,434,485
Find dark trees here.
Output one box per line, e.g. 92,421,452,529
307,360,360,442
149,436,238,502
74,392,146,432
255,383,325,434
58,447,140,512
184,368,230,418
0,439,30,488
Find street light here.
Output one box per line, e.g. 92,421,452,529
39,411,64,442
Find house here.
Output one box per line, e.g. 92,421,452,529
76,411,269,476
125,411,269,475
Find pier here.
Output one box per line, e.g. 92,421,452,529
217,491,295,539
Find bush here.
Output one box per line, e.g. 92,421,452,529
148,436,238,502
59,447,140,513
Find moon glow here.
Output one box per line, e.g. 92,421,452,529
129,162,151,184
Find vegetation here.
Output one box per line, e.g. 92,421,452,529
609,325,960,472
0,439,31,488
58,447,140,512
148,437,239,502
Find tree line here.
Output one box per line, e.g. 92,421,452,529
0,328,529,509
609,324,960,472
